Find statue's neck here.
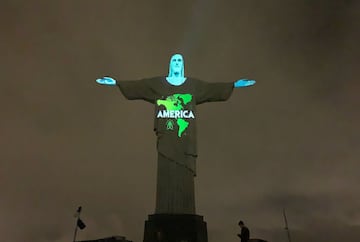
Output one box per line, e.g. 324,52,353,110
166,76,186,86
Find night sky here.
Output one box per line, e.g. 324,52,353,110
1,1,359,242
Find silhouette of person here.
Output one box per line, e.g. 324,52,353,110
237,220,250,242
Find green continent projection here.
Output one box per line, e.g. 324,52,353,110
177,119,189,137
157,94,193,137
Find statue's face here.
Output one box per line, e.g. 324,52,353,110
170,54,184,74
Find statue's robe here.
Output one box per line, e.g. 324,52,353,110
117,77,233,214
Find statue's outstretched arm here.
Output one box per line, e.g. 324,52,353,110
95,76,156,103
96,76,117,85
234,79,256,88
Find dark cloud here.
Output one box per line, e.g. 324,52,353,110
1,0,359,241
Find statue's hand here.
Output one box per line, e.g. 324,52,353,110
234,79,256,88
95,76,117,86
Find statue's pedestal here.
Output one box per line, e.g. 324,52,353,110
143,214,207,242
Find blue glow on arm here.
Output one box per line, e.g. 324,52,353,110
96,77,117,85
234,79,256,88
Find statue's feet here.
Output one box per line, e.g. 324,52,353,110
96,77,117,85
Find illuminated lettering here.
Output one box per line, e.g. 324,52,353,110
157,110,195,119
169,110,175,118
186,110,195,119
174,110,180,118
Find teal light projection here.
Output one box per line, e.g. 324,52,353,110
96,76,116,85
166,54,187,86
234,79,256,88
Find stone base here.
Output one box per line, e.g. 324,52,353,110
143,214,207,242
77,236,132,242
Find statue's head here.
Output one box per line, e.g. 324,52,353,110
168,53,184,78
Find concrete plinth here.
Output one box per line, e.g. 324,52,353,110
143,214,207,242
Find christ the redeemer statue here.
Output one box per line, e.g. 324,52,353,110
96,54,255,214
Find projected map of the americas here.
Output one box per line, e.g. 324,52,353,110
156,93,195,137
